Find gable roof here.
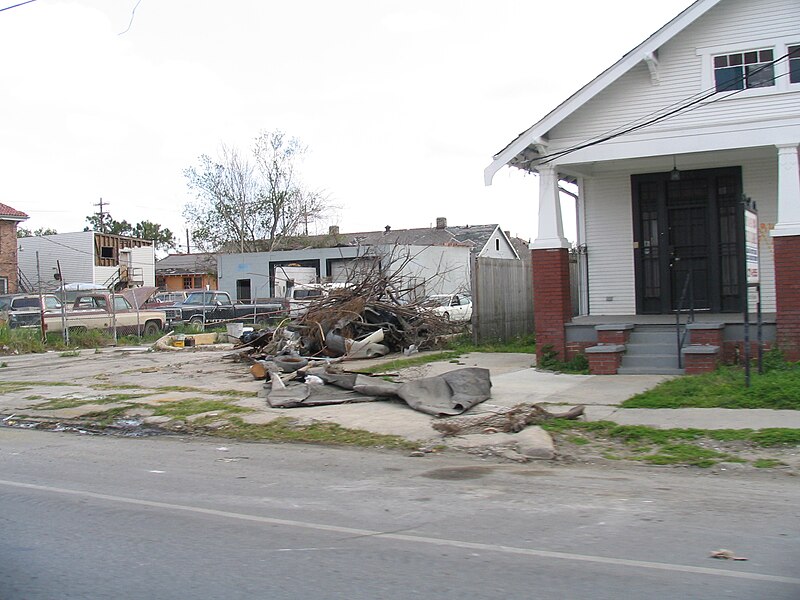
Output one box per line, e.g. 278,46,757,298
0,202,29,221
484,0,722,184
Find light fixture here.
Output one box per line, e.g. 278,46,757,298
670,156,681,181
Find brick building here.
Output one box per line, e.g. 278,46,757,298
0,203,29,294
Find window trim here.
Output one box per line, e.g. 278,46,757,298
697,36,800,98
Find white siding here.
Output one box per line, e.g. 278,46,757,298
583,149,779,315
18,231,95,290
585,176,636,315
548,0,800,161
743,154,777,312
131,246,156,286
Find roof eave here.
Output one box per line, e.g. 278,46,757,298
484,0,722,185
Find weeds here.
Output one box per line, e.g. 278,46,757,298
538,345,589,374
215,417,419,449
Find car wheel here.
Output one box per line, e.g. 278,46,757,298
143,321,161,337
189,315,204,325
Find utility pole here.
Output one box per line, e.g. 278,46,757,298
186,229,191,255
94,197,109,233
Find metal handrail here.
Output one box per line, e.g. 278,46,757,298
675,270,695,369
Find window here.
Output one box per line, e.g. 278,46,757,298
790,45,800,84
100,246,115,259
713,48,774,91
193,276,203,288
0,277,7,294
114,297,132,311
182,276,193,289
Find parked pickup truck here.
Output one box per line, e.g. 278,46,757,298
42,292,167,336
168,291,288,326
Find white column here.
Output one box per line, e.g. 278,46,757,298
772,144,800,237
531,164,570,249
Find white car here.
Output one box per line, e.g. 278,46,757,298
426,294,472,322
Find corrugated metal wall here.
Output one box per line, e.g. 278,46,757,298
470,255,534,343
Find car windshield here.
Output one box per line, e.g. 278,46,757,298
183,292,212,305
12,297,40,309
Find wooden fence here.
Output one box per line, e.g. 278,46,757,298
470,255,534,344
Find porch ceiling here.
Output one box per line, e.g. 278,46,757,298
560,146,777,179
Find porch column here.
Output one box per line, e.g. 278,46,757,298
531,165,572,362
772,144,800,360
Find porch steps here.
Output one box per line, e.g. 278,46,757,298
617,325,685,375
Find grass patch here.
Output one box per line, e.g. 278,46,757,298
151,398,252,419
31,393,149,410
753,458,786,468
81,405,134,426
542,419,800,468
59,350,80,358
446,333,536,354
214,416,419,449
623,350,800,410
635,443,731,468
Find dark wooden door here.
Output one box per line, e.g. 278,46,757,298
633,167,743,314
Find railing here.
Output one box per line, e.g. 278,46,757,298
675,270,695,369
17,268,35,293
104,267,144,291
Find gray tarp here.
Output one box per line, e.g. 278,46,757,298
264,366,491,416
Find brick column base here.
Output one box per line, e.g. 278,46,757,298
532,248,572,363
585,344,625,375
682,346,721,374
774,235,800,361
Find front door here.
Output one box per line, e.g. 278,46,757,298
633,167,743,314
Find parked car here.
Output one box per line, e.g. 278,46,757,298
42,292,167,336
172,291,288,326
0,293,64,329
425,293,473,322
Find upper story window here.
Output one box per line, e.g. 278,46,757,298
699,37,799,97
790,45,800,84
713,48,774,91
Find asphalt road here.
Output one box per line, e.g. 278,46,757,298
1,428,798,600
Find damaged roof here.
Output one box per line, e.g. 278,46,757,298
156,252,217,275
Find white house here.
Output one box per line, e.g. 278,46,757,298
18,231,155,292
486,0,800,372
216,218,521,302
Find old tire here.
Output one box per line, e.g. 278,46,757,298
143,321,161,337
189,315,204,325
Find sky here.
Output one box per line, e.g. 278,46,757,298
0,0,696,251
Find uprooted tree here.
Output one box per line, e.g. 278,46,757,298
183,130,331,253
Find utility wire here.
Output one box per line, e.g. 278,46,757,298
525,51,793,167
0,0,38,12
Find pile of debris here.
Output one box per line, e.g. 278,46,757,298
229,273,463,363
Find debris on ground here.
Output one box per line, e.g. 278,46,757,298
432,403,585,436
225,272,463,365
709,549,749,561
259,362,492,417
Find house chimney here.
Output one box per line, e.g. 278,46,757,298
329,225,340,235
385,225,391,232
436,217,447,229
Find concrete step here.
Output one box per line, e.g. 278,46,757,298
617,366,685,375
624,342,677,355
620,354,681,369
628,331,679,344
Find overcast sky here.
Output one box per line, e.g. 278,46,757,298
1,0,694,249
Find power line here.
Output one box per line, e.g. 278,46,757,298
525,51,793,167
0,0,38,13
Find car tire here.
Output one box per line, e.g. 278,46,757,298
143,321,161,337
189,315,204,325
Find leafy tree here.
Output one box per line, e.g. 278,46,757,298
17,227,58,237
183,129,329,252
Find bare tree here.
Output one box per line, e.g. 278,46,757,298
183,130,330,253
